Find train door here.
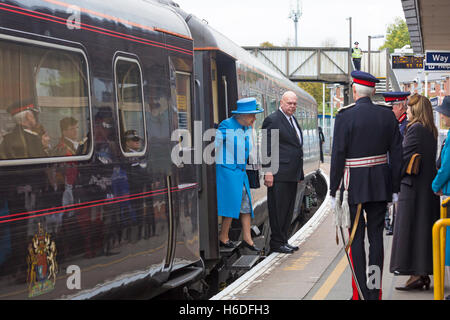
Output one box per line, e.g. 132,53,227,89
166,54,200,272
216,52,237,123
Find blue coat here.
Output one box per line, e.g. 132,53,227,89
432,130,450,195
432,131,450,266
215,117,253,219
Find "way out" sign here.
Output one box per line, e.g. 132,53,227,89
425,51,450,66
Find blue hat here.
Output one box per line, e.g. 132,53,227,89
382,91,410,103
436,96,450,117
351,70,380,87
231,97,264,114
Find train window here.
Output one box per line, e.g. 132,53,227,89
267,97,277,115
0,39,91,163
175,71,192,147
114,57,146,156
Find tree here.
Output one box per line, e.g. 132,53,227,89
379,17,411,53
260,41,274,48
297,82,331,114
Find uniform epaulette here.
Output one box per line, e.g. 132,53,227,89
337,103,355,113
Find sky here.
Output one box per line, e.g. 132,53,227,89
173,0,406,50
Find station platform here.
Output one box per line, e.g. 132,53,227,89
211,160,448,301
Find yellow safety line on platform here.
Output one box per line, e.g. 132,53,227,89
311,254,348,300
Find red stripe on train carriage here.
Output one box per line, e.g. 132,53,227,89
0,4,193,56
0,3,193,55
0,184,198,224
0,187,170,220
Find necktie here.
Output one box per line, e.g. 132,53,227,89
289,117,301,144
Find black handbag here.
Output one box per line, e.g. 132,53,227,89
246,169,260,189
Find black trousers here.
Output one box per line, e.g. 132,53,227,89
267,182,298,249
353,58,361,71
349,201,387,300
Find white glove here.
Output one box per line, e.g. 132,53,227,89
330,197,336,209
392,193,398,203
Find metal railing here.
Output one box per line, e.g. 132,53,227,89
432,197,450,300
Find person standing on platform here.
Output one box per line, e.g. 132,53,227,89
330,71,403,300
382,92,410,137
216,97,263,252
352,42,363,71
381,91,410,235
390,94,440,291
431,96,450,299
262,91,304,254
318,126,325,163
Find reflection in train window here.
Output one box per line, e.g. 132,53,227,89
267,96,277,115
175,71,192,146
115,57,146,156
0,40,91,162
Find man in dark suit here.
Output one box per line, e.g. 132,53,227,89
330,71,403,300
262,91,304,254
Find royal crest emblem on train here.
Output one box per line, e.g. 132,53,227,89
27,223,58,297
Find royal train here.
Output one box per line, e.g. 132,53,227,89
0,0,324,299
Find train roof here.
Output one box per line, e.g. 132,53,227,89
171,4,316,106
21,0,192,40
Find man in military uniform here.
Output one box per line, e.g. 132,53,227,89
0,100,45,160
330,71,403,300
382,91,410,137
381,92,410,235
352,41,363,71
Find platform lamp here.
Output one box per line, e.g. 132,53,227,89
368,34,384,74
289,0,302,47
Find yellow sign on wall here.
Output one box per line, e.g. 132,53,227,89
177,94,187,112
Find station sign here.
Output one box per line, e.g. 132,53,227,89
430,97,439,108
392,55,424,69
424,63,450,72
425,50,450,66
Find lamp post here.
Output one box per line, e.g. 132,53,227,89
368,34,384,74
289,0,302,46
346,17,353,103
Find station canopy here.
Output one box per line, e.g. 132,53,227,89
402,0,450,53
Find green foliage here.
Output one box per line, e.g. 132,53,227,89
297,82,332,114
260,41,274,48
379,17,411,53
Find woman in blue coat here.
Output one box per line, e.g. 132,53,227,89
432,96,450,299
216,97,263,251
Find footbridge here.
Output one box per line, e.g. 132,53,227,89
243,46,401,99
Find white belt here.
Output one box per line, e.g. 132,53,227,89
342,154,388,190
334,154,388,229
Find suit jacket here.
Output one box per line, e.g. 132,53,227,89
262,109,304,182
330,97,403,204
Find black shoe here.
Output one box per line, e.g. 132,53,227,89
285,243,299,251
386,228,393,236
242,240,261,252
271,245,294,254
220,240,236,248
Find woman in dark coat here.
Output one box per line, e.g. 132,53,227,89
390,94,440,290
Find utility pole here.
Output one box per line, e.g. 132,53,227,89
289,0,302,46
346,17,353,103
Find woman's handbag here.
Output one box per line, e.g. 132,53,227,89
246,169,260,189
406,153,421,175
